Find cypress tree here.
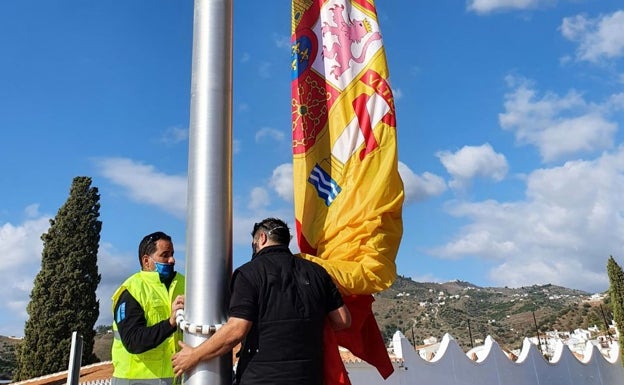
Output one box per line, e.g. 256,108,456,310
607,255,624,365
15,177,102,380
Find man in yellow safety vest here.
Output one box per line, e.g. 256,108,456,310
111,231,185,385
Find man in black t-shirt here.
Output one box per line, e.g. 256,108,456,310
172,218,351,385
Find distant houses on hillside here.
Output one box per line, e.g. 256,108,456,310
413,320,619,362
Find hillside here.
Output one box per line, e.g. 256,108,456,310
373,276,608,351
0,336,20,381
92,277,611,357
1,277,612,379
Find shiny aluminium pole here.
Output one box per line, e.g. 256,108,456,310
184,0,233,385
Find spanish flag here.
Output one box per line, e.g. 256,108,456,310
291,0,404,384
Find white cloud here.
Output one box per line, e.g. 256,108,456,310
499,77,617,162
467,0,553,14
607,92,624,111
490,258,607,293
231,210,295,248
248,187,270,210
258,61,272,79
398,161,447,203
231,164,296,249
269,163,294,203
231,215,258,250
436,143,508,189
561,10,624,63
24,203,40,218
255,127,286,143
2,215,49,272
0,212,50,336
559,54,573,66
238,103,250,113
159,126,188,145
539,114,616,160
95,242,138,328
0,217,138,336
0,205,150,336
0,187,182,336
95,156,291,245
429,146,624,292
393,88,403,100
273,33,291,49
4,159,299,336
95,157,187,218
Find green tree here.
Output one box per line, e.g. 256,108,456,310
0,340,18,380
607,255,624,365
15,177,102,380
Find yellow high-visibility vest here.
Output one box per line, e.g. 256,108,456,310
111,271,185,385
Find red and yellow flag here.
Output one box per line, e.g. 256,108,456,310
291,0,404,383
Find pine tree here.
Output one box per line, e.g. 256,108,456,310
15,177,102,380
607,255,624,365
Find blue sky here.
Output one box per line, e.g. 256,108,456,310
1,0,623,337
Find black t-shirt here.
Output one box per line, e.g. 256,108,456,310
230,245,343,385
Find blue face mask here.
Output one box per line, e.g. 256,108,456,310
152,258,175,279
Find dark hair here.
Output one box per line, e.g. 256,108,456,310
138,231,172,266
251,218,291,245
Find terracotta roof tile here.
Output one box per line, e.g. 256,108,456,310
12,362,113,385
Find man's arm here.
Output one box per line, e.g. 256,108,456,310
328,304,351,331
172,316,252,376
114,290,181,354
321,267,351,331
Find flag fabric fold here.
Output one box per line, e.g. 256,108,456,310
336,295,394,378
291,0,403,384
322,296,394,385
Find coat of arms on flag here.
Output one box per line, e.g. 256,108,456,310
291,0,404,384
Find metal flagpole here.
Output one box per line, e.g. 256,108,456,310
184,0,233,384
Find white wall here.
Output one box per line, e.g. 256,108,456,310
345,332,624,385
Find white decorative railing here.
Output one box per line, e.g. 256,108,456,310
345,331,624,385
81,380,111,385
10,332,624,385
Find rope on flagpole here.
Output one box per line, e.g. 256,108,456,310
176,309,223,335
